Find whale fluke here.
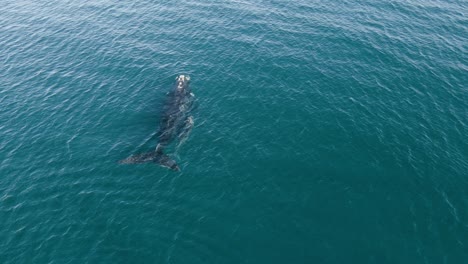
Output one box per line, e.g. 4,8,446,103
119,150,179,171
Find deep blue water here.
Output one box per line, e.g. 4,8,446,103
1,0,467,263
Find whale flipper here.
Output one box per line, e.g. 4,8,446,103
177,116,194,148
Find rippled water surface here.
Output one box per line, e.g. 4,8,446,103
1,0,467,263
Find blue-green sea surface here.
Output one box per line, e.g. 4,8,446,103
1,0,467,263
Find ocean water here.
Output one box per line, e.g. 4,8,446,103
0,0,467,263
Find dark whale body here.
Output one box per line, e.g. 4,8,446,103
120,75,195,171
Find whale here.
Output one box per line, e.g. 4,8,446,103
119,74,195,171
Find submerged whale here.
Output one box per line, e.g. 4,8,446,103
120,74,195,171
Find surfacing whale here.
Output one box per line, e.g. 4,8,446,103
119,74,195,171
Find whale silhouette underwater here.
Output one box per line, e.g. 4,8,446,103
120,74,195,171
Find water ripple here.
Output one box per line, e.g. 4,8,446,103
1,0,467,263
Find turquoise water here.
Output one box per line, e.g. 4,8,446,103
1,0,467,263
